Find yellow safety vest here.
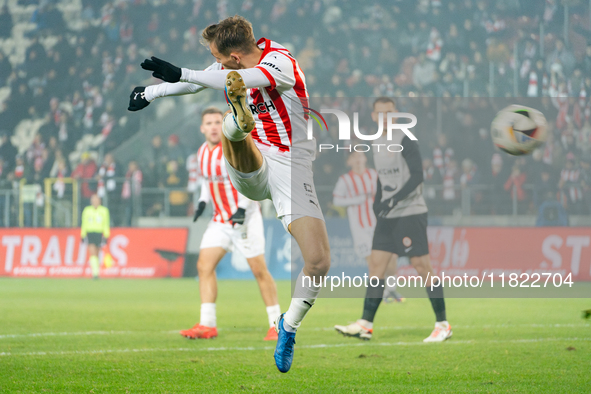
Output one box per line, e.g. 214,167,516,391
81,206,110,238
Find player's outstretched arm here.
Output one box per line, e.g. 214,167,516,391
140,56,272,91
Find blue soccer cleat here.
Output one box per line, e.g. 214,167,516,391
274,313,296,373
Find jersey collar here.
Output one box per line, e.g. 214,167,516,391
256,37,272,64
205,141,222,152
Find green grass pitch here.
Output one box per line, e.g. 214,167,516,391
0,279,589,393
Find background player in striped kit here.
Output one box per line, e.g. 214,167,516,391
335,97,451,343
332,151,404,302
179,107,280,341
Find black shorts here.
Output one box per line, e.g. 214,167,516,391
86,232,103,246
371,213,429,257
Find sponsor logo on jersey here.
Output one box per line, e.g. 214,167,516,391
249,100,276,115
261,62,281,72
379,168,400,176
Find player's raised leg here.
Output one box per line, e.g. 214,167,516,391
180,247,226,339
410,254,452,342
245,254,281,341
221,73,263,173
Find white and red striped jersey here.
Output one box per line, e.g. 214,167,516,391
203,38,313,158
197,142,254,223
243,38,312,158
332,169,378,229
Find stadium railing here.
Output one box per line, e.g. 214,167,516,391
0,179,586,227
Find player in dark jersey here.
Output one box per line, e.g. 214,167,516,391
334,97,451,342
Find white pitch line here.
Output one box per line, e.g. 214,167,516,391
1,323,589,340
0,330,136,339
0,337,589,357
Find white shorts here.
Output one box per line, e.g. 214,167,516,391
225,151,324,231
200,207,265,259
351,225,375,259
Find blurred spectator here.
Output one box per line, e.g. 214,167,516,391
167,134,186,166
559,154,585,214
0,157,11,226
0,5,13,38
433,133,454,175
546,39,576,78
121,160,142,226
26,134,46,167
96,153,120,224
504,162,528,214
0,132,18,173
484,153,509,214
442,159,458,214
423,157,443,213
25,155,45,187
534,164,557,210
71,152,97,204
412,53,436,91
0,52,12,86
165,160,189,216
581,157,591,214
12,155,26,183
147,135,167,187
460,158,482,213
49,152,69,180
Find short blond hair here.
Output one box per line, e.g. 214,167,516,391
201,15,257,56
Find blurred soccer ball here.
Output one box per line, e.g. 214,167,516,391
491,105,547,156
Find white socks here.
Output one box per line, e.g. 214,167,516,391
89,255,99,277
357,319,373,330
283,270,323,332
200,303,216,328
266,304,281,328
222,113,249,141
201,302,281,329
435,321,450,328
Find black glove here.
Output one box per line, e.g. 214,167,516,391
193,201,206,222
373,196,398,218
101,237,109,247
128,87,150,111
140,56,182,83
80,237,85,244
229,208,246,226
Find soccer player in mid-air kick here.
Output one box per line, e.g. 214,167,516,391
128,15,330,373
180,107,280,342
334,98,452,343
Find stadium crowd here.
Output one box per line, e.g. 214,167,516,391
1,0,591,226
